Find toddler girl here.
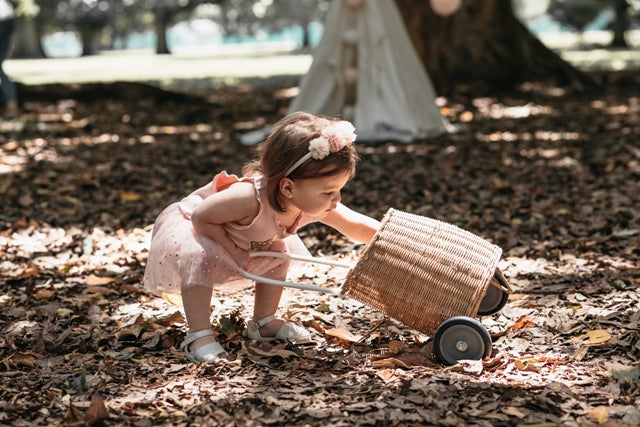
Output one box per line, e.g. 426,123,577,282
144,111,381,363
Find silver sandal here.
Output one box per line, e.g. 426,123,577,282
180,329,228,363
245,314,312,344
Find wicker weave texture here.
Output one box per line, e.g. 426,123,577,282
342,209,502,335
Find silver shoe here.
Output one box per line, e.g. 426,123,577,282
246,314,311,344
180,329,228,363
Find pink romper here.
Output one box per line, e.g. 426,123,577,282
143,171,313,295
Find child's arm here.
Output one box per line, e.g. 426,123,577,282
191,182,259,266
320,203,381,244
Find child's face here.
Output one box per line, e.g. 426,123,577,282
287,169,351,217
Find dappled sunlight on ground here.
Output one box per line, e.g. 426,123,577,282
0,223,150,280
562,48,640,72
0,73,638,425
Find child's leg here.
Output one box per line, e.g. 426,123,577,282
248,258,310,342
181,285,218,350
253,282,286,336
252,261,290,336
0,20,18,113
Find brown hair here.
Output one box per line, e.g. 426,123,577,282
243,111,359,212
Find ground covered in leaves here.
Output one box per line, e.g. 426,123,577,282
1,73,639,426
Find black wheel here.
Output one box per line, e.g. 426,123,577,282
477,283,509,316
477,269,510,316
433,316,492,366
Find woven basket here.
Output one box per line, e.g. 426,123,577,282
341,208,503,335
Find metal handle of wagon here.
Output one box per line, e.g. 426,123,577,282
237,251,353,295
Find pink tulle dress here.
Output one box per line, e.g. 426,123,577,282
143,171,313,295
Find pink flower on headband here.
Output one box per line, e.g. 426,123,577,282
308,137,331,159
308,121,357,160
285,120,357,176
323,121,357,152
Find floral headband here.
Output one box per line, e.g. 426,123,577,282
284,121,357,177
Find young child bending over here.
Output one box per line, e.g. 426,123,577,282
144,111,381,363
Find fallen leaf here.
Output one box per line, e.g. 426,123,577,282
162,292,183,306
586,406,608,424
483,352,506,369
324,326,363,342
387,340,407,354
64,403,84,424
10,352,44,368
375,368,396,383
446,359,484,375
219,314,244,337
515,357,542,372
265,395,282,405
515,423,558,427
576,329,612,345
371,357,410,369
82,286,116,296
459,359,484,375
441,410,465,426
611,279,628,289
86,274,116,285
18,266,40,278
120,190,141,202
509,315,536,330
84,392,108,426
246,343,299,359
612,364,640,380
303,318,326,334
35,289,55,300
315,303,331,313
611,228,639,238
502,406,527,418
56,308,75,317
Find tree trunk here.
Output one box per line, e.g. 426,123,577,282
80,26,97,56
155,9,171,55
12,17,44,59
610,0,629,48
301,22,311,49
394,0,591,93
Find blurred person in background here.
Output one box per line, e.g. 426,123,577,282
0,0,18,118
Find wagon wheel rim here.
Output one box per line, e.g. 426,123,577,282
477,283,509,316
434,317,492,366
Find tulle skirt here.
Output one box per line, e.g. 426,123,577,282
143,202,309,295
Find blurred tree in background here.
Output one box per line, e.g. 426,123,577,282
12,0,45,58
6,0,640,89
217,0,263,38
547,0,637,47
261,0,329,49
56,0,127,56
142,0,211,54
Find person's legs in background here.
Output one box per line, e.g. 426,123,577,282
0,18,18,118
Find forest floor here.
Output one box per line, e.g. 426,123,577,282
0,68,639,426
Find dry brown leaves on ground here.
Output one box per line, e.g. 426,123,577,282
1,75,639,426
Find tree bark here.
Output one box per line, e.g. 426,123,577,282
610,0,629,48
301,22,311,49
12,17,45,59
155,9,171,55
394,0,591,92
80,26,97,56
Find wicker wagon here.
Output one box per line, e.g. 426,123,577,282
242,208,511,365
